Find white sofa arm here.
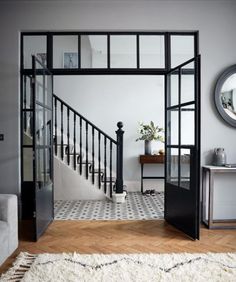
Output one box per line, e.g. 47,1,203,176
0,194,18,253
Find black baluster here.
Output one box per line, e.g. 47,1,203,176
116,122,124,194
92,127,95,184
73,113,76,170
110,141,113,198
61,102,64,160
54,98,57,156
86,122,88,179
67,108,70,165
104,136,107,194
79,117,82,175
98,132,101,189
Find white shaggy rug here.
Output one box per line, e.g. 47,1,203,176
1,252,236,282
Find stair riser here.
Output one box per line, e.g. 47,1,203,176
57,155,116,183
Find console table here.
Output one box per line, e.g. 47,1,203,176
202,165,236,229
139,155,165,193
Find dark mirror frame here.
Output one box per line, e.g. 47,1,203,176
214,64,236,127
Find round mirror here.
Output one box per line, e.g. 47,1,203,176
215,65,236,127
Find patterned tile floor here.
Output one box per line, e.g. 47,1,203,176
54,191,164,220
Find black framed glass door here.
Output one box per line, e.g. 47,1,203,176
165,55,201,240
32,56,54,241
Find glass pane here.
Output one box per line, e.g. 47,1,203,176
167,148,179,186
81,35,107,68
110,35,136,68
35,74,44,104
36,149,44,189
45,75,52,108
139,35,165,68
36,53,47,66
53,36,78,68
23,76,33,109
45,148,52,185
170,73,179,107
36,105,44,146
35,58,44,70
167,109,179,146
181,66,195,104
23,111,33,145
171,35,194,68
45,110,52,146
181,105,195,145
23,148,33,181
23,36,47,69
180,149,191,190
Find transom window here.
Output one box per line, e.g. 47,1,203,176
21,31,198,74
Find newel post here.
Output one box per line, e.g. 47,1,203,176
116,121,124,194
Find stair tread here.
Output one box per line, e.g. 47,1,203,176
102,177,116,183
92,168,105,174
54,143,69,146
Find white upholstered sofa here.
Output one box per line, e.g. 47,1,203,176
0,194,18,266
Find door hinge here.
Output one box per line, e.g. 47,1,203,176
33,211,36,218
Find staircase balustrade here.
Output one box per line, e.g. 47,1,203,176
53,94,124,198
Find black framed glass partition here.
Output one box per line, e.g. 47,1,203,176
21,56,54,240
165,55,201,239
20,30,200,240
21,31,198,75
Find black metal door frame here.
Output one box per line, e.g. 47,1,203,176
32,55,54,241
20,31,199,76
20,30,200,240
164,55,201,240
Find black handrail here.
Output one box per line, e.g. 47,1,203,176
53,94,117,144
53,94,123,198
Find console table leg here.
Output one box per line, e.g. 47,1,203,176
141,164,143,194
208,171,214,229
202,168,206,224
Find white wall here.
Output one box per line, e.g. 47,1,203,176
1,0,236,207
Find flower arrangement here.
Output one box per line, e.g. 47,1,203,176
136,121,164,142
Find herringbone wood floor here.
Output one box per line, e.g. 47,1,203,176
1,220,236,275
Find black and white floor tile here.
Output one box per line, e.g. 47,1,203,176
54,191,164,220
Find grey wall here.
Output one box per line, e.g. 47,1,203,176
1,0,236,196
